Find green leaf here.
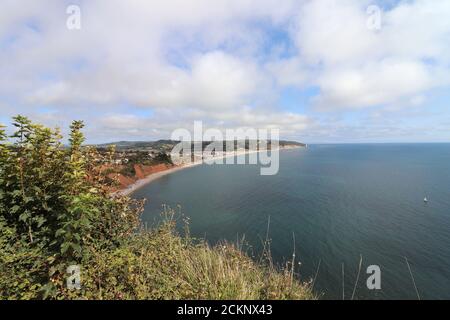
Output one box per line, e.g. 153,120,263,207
60,242,70,254
19,212,30,222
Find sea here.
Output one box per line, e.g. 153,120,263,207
132,144,450,300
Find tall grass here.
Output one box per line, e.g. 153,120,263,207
74,212,316,300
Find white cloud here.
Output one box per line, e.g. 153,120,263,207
151,51,265,110
266,57,309,87
288,0,450,110
293,0,376,66
1,0,449,142
315,59,434,110
383,0,450,63
97,108,312,142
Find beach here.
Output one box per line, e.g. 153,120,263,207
115,146,300,196
113,161,202,196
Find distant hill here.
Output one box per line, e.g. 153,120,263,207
96,139,306,151
96,140,180,151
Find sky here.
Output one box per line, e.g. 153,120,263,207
0,0,449,143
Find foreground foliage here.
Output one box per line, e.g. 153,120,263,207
0,117,315,300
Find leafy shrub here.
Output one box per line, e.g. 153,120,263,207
0,116,142,299
119,164,136,177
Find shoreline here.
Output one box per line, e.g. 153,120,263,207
114,161,203,196
115,146,302,196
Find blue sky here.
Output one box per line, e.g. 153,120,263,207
0,0,449,143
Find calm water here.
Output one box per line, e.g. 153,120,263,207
133,144,450,300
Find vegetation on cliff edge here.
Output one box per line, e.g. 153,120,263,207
0,116,315,300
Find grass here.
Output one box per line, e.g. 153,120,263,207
74,215,316,300
1,208,316,300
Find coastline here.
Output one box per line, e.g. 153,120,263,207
115,146,302,196
114,161,203,196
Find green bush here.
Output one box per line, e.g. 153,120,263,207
0,116,142,299
119,164,136,177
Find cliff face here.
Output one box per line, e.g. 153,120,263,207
106,163,173,192
134,163,171,179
